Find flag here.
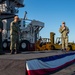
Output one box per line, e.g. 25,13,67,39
26,52,75,75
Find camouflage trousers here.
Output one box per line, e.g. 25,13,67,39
61,37,68,49
10,35,19,52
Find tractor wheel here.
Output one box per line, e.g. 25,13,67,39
67,45,72,51
19,40,30,51
2,40,8,50
50,45,55,50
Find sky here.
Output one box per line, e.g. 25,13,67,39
18,0,75,42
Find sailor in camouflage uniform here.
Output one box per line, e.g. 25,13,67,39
10,16,20,54
0,10,5,55
0,19,4,54
59,22,69,51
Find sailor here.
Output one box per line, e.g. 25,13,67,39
0,18,4,54
0,10,5,55
59,22,69,51
10,16,20,54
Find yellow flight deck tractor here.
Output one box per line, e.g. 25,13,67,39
35,32,62,51
35,32,75,51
